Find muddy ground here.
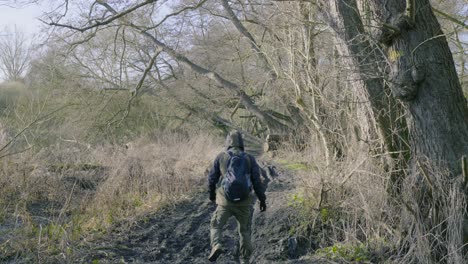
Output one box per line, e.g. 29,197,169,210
74,163,327,264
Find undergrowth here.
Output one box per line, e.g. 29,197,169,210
274,143,399,263
0,132,219,263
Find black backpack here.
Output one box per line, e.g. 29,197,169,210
221,151,252,202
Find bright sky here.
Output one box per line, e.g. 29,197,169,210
0,1,175,82
0,2,45,38
0,2,46,81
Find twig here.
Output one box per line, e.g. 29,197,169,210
0,146,33,159
56,179,77,225
433,7,468,30
411,34,446,57
399,196,418,219
406,0,416,26
230,99,241,121
462,156,468,190
145,0,209,30
417,159,435,195
0,105,70,158
220,0,277,79
382,23,401,34
46,0,157,32
37,224,42,262
340,159,366,186
116,52,160,126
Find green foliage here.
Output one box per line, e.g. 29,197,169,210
316,243,370,262
287,192,321,237
289,192,316,209
277,159,314,171
289,192,305,207
319,208,330,223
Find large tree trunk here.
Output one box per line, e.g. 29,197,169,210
321,0,410,194
367,0,468,261
326,0,468,261
367,0,468,172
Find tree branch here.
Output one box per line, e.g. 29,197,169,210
433,7,468,30
145,0,209,30
0,104,71,158
220,0,277,79
46,0,157,32
48,0,290,133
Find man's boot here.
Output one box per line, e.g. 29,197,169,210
208,245,223,262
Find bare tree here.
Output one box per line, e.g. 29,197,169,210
0,25,31,82
41,0,294,135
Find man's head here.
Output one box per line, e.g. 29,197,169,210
225,130,244,151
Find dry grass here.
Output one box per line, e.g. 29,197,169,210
398,159,467,264
275,138,468,263
0,132,220,262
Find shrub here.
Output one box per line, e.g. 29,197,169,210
0,131,221,262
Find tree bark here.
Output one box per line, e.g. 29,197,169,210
369,0,468,174
321,0,410,193
339,0,468,261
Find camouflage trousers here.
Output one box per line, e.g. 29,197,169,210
210,205,254,260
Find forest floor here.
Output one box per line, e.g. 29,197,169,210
74,161,328,264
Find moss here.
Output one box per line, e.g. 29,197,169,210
316,242,370,262
320,208,329,222
277,159,315,171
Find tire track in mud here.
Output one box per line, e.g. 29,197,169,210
78,163,310,264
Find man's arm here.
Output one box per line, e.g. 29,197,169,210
250,156,266,203
208,154,223,199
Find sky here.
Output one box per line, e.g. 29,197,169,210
0,2,46,81
0,2,45,38
0,1,46,82
0,1,174,82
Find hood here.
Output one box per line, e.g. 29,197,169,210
224,130,244,151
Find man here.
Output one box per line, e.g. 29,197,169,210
208,130,267,264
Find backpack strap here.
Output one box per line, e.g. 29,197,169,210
220,151,252,176
244,153,252,174
220,151,229,176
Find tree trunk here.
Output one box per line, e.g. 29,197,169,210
295,2,331,165
369,1,468,261
321,0,410,193
373,0,468,174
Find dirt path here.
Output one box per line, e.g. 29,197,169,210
77,163,314,264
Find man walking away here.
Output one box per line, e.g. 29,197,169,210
208,130,267,264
